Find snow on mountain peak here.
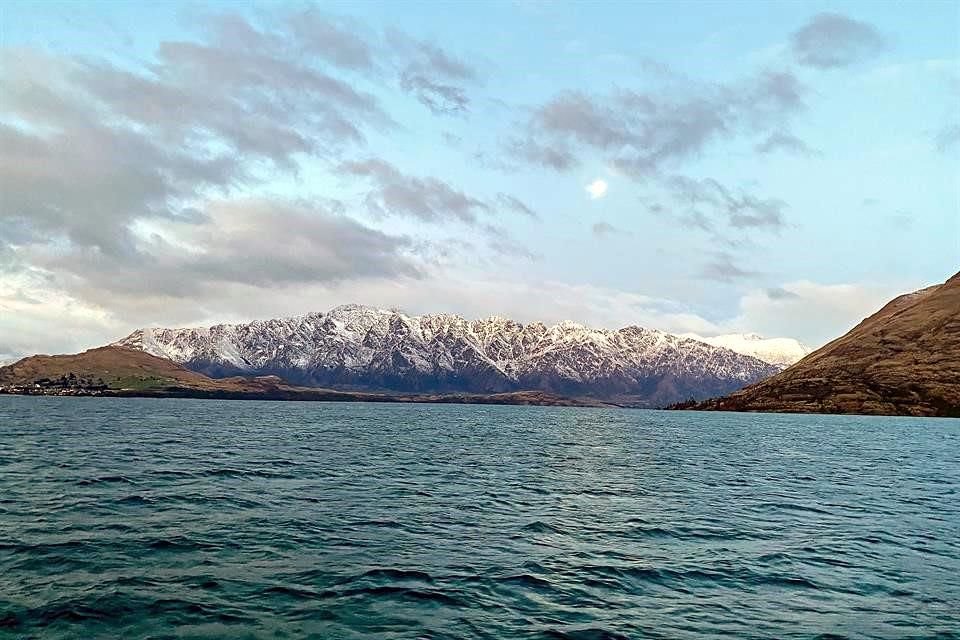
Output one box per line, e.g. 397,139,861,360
113,305,782,405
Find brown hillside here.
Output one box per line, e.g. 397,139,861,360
0,346,220,390
693,271,960,417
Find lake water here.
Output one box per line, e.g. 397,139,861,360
1,397,958,639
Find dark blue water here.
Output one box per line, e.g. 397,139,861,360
1,397,958,639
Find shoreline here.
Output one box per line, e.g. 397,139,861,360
0,386,617,408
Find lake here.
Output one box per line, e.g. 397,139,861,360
1,397,958,639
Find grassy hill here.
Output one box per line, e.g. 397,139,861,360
686,271,960,417
0,346,239,391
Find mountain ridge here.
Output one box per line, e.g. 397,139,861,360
683,272,960,417
114,305,779,407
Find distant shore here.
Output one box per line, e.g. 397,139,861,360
0,385,614,408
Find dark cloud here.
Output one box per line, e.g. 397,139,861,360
0,113,236,257
26,199,421,306
755,131,819,156
510,70,805,177
186,200,420,288
790,13,887,69
700,254,760,283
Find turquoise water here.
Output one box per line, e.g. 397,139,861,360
1,397,958,639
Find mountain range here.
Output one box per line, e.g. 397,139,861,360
114,305,781,406
5,271,955,415
688,271,960,417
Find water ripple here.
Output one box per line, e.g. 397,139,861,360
1,396,959,639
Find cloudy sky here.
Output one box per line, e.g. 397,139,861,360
1,0,957,361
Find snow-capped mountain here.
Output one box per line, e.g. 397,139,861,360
114,305,780,406
680,333,811,368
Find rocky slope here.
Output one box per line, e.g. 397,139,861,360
681,333,811,368
687,272,960,417
114,306,779,406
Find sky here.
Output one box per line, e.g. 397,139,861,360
0,0,958,362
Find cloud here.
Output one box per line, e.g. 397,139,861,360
19,198,422,308
586,178,609,199
482,224,539,260
765,287,800,300
699,253,761,283
0,9,486,256
504,67,800,250
511,69,806,177
0,198,436,362
754,131,819,156
338,158,491,224
0,9,535,361
732,279,914,346
283,277,726,337
790,13,887,69
591,221,630,238
0,265,908,363
339,158,534,226
508,138,578,170
0,265,725,360
400,73,471,115
660,175,788,231
495,193,539,219
284,10,375,71
0,12,408,261
0,269,126,361
389,31,479,115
